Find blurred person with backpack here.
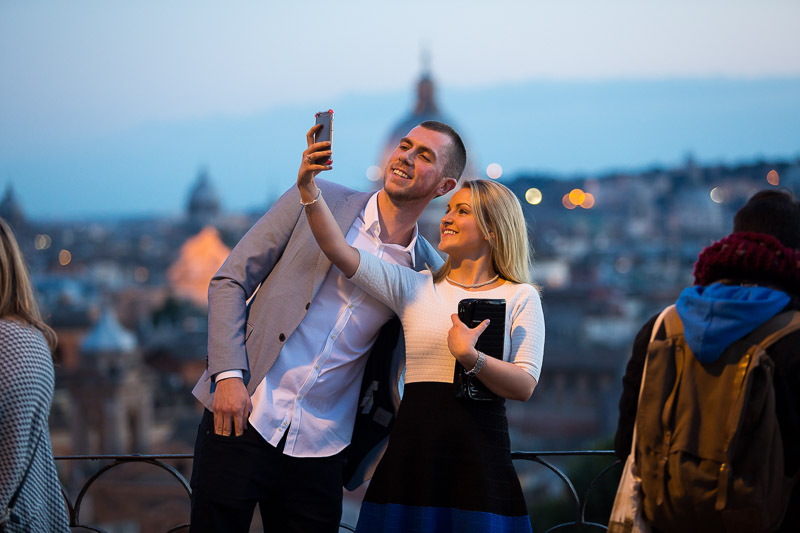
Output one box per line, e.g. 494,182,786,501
0,218,69,532
613,189,800,533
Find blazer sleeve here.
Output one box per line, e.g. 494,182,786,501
206,185,305,378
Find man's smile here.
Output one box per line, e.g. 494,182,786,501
391,168,411,180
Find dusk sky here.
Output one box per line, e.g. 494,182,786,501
2,1,799,218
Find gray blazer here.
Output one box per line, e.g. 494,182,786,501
192,179,443,488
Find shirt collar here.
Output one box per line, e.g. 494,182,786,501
364,192,419,265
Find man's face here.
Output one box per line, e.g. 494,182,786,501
383,125,454,204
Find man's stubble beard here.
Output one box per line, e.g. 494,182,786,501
382,175,442,206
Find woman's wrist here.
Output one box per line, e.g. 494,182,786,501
459,349,480,370
464,351,487,376
298,181,319,204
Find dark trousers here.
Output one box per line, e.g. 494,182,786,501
189,410,347,533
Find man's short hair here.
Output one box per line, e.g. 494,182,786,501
419,120,467,180
734,189,800,250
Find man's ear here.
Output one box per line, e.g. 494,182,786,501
435,177,458,198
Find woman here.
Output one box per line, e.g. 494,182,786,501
0,219,70,532
298,132,544,532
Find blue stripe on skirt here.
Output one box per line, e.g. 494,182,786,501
357,502,532,533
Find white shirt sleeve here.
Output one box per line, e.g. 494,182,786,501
350,248,426,314
507,285,545,382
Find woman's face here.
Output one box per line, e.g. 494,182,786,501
438,188,492,260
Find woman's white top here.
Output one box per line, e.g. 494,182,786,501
351,249,545,384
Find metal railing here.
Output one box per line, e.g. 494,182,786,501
55,451,621,532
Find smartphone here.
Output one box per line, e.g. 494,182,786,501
314,109,334,145
454,299,506,401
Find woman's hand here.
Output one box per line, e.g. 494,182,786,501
447,313,490,368
447,313,537,401
297,124,332,202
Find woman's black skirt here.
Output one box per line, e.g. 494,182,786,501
355,382,532,533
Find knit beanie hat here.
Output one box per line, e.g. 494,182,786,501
693,231,800,296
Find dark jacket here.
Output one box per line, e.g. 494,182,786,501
614,285,800,532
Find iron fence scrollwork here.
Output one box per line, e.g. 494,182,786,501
56,451,620,532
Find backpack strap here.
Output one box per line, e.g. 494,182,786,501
714,310,800,511
633,305,675,463
748,310,800,349
660,305,683,340
651,305,686,506
638,304,676,400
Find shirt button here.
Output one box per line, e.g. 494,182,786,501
330,334,336,340
305,302,310,310
281,421,287,427
297,395,303,400
315,364,320,370
348,304,354,309
279,333,286,342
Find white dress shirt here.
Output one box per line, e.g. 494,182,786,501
217,192,416,457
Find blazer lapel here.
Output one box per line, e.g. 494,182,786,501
413,235,445,273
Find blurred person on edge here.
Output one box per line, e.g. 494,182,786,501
614,189,800,533
0,218,70,532
189,120,466,532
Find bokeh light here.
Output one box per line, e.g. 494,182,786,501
486,163,503,180
615,257,632,274
767,169,780,186
59,249,72,266
134,266,149,283
525,188,542,205
581,193,595,209
366,166,383,181
34,234,52,250
562,194,577,210
710,187,724,203
568,188,586,206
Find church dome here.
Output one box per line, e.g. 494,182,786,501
187,169,221,222
167,226,231,307
81,306,138,354
379,70,455,172
376,58,474,183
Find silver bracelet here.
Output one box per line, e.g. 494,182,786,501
300,188,321,207
464,351,487,376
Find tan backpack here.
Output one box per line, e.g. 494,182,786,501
635,306,800,533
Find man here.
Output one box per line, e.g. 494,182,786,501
189,120,466,532
614,189,800,532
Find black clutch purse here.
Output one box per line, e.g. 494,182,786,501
453,298,506,401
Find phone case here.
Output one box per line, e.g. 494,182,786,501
453,298,506,401
314,109,334,145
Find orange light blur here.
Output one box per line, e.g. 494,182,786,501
562,194,577,210
568,188,586,205
58,249,72,266
581,193,595,209
767,169,779,186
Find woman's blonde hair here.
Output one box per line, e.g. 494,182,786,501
0,218,57,352
433,179,532,285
